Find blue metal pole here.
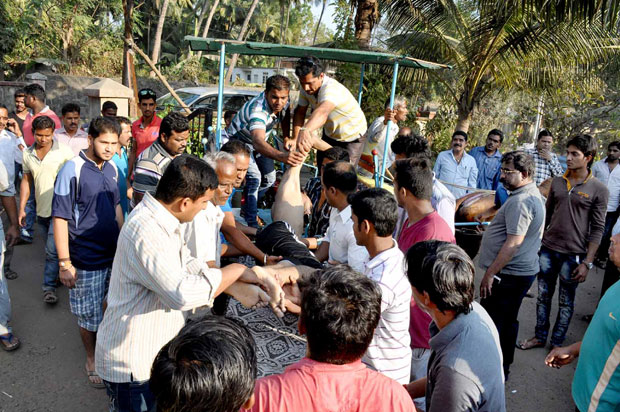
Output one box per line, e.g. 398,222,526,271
372,150,380,188
379,61,399,188
357,64,365,105
215,42,226,150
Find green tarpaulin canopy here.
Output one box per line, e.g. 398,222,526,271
185,37,450,70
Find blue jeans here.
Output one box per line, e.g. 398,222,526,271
535,246,581,346
104,380,156,412
38,217,59,292
0,234,12,335
22,189,36,240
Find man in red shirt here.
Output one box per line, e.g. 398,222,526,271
249,265,415,412
130,88,162,175
22,84,61,147
393,157,455,412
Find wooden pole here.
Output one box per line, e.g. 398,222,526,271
125,38,192,115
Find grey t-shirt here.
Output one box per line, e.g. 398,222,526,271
478,182,545,276
426,302,506,412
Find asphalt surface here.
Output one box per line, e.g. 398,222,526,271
0,221,601,411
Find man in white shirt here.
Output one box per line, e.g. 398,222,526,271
350,188,412,384
433,131,479,199
53,103,89,156
597,141,620,267
314,160,368,273
96,155,285,410
592,141,620,186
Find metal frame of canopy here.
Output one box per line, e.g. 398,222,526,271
185,36,449,187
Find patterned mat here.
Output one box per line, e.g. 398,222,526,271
225,299,306,377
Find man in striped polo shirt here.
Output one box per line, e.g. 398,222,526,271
293,56,368,166
227,74,305,228
350,188,412,384
131,112,189,207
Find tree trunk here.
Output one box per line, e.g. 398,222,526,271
283,1,292,44
196,0,219,59
225,0,260,84
313,0,327,45
150,0,170,76
455,108,472,133
122,0,135,88
195,0,209,36
354,0,378,49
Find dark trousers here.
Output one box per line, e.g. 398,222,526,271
597,212,618,261
480,273,536,373
601,263,620,299
104,380,156,412
316,133,363,168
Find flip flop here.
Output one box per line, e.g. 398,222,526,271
87,370,106,389
517,337,545,350
43,290,58,304
5,269,18,280
0,333,20,351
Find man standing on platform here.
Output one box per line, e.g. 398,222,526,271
433,131,478,199
293,56,367,166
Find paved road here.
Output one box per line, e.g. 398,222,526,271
0,221,602,411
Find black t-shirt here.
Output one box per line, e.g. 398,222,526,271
9,112,25,136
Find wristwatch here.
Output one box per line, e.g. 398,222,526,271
583,261,593,270
59,260,72,270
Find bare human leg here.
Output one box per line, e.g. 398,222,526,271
80,327,104,388
272,163,305,237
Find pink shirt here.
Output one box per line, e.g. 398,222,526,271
249,358,415,412
397,211,456,349
54,127,89,156
132,116,162,157
23,107,62,146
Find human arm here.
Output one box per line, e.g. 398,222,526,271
54,217,77,288
18,172,33,227
296,100,336,153
549,154,564,177
115,204,124,229
404,377,427,400
0,193,19,247
573,188,609,281
131,157,157,207
433,153,442,177
314,241,329,262
606,169,620,212
235,220,257,237
220,211,281,265
251,129,304,166
292,104,308,140
468,161,479,191
545,341,581,368
480,234,525,298
7,118,22,137
426,368,486,412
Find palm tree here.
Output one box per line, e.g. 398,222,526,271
354,0,379,49
224,0,260,83
382,0,619,132
151,0,171,68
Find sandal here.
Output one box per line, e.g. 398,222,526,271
43,290,58,304
87,370,106,389
0,333,20,351
517,337,545,350
5,269,18,280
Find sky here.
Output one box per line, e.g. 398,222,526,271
311,1,338,33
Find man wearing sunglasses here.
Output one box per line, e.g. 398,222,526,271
477,150,545,380
130,88,162,176
293,56,367,167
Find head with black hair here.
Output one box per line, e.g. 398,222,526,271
295,56,325,96
391,133,431,161
297,265,382,364
32,115,55,149
159,112,189,157
116,116,132,148
223,110,236,128
607,141,620,163
13,89,26,114
406,240,474,318
536,129,554,154
484,129,503,154
265,74,290,114
150,316,257,412
101,101,118,117
319,146,349,176
155,154,218,223
321,160,358,209
394,157,433,206
138,88,157,121
24,83,46,110
61,103,81,135
86,117,120,164
221,140,250,188
349,188,398,247
451,130,468,156
566,134,598,170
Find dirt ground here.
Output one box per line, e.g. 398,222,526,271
0,222,601,411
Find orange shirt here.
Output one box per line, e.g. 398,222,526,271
131,115,162,157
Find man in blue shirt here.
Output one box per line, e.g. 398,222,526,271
433,131,478,199
469,129,503,190
52,117,123,388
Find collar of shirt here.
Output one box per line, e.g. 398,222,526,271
26,138,61,158
136,115,162,130
509,181,537,196
141,192,182,237
56,127,88,138
288,357,365,374
0,129,15,140
333,204,352,224
78,150,113,173
472,146,502,159
365,239,400,270
561,169,594,191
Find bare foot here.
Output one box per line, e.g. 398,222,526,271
85,360,104,388
227,282,270,309
252,266,286,317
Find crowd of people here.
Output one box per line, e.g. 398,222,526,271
0,54,618,412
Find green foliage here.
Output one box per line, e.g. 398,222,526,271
0,2,17,76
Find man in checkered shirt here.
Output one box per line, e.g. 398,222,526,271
525,129,564,186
